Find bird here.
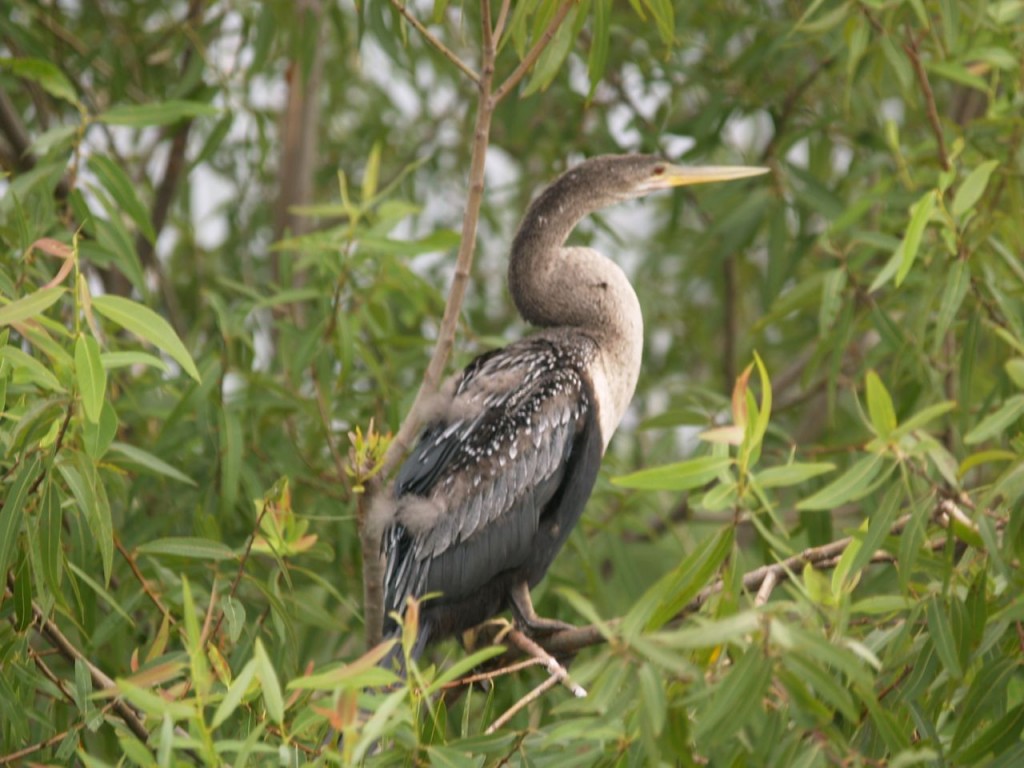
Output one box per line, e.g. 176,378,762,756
375,154,768,664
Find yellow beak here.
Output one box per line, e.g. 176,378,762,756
640,164,770,193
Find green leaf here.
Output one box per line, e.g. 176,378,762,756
136,537,236,561
0,57,77,103
953,160,999,218
587,0,611,97
892,400,956,438
0,287,66,326
181,576,210,697
756,462,835,489
964,394,1024,444
360,142,382,202
108,442,196,486
0,455,40,583
100,350,171,373
58,454,113,583
894,190,937,287
954,704,1024,764
91,295,200,382
613,455,733,491
626,526,734,634
88,154,157,243
926,596,962,679
797,453,891,511
693,647,772,745
82,400,118,459
865,369,897,438
97,100,217,127
74,335,106,424
211,659,258,729
254,639,284,725
521,7,577,96
0,346,65,392
39,476,63,594
287,641,399,691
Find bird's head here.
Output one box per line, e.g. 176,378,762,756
562,154,769,205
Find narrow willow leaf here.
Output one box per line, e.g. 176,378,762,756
426,645,507,694
108,442,196,486
693,648,772,744
865,369,897,438
40,476,63,594
964,394,1024,444
211,659,257,729
818,267,846,337
952,160,999,217
288,641,399,691
0,57,77,103
0,346,65,392
100,350,171,372
796,453,888,511
845,485,902,580
88,154,157,243
219,409,242,514
951,657,1017,750
254,639,284,725
82,400,118,459
98,100,217,126
181,576,211,698
926,596,962,678
895,190,937,286
136,537,236,561
0,455,40,580
612,455,733,491
891,400,956,438
360,142,382,202
74,335,106,423
756,462,835,489
58,454,113,583
954,703,1024,764
587,0,611,97
931,258,969,356
91,295,200,382
521,7,576,97
628,526,734,634
0,286,65,326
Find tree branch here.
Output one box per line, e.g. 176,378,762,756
388,0,480,84
901,27,950,172
492,1,575,104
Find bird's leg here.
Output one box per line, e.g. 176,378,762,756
508,582,575,636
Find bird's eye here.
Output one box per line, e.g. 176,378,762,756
652,165,665,175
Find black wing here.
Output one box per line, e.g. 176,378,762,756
381,337,600,638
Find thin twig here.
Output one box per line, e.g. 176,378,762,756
901,27,950,171
485,674,560,734
491,1,575,104
0,729,75,765
208,502,270,645
388,0,480,83
754,569,778,607
442,657,545,689
115,535,175,627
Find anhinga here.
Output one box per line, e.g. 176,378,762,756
377,154,767,660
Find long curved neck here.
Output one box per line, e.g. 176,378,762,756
507,178,644,447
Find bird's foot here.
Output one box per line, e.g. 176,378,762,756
508,582,576,637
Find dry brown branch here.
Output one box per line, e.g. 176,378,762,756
754,569,778,607
0,729,75,765
388,0,480,83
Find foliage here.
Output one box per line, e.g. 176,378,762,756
1,0,1023,765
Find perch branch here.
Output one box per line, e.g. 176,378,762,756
485,674,561,734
